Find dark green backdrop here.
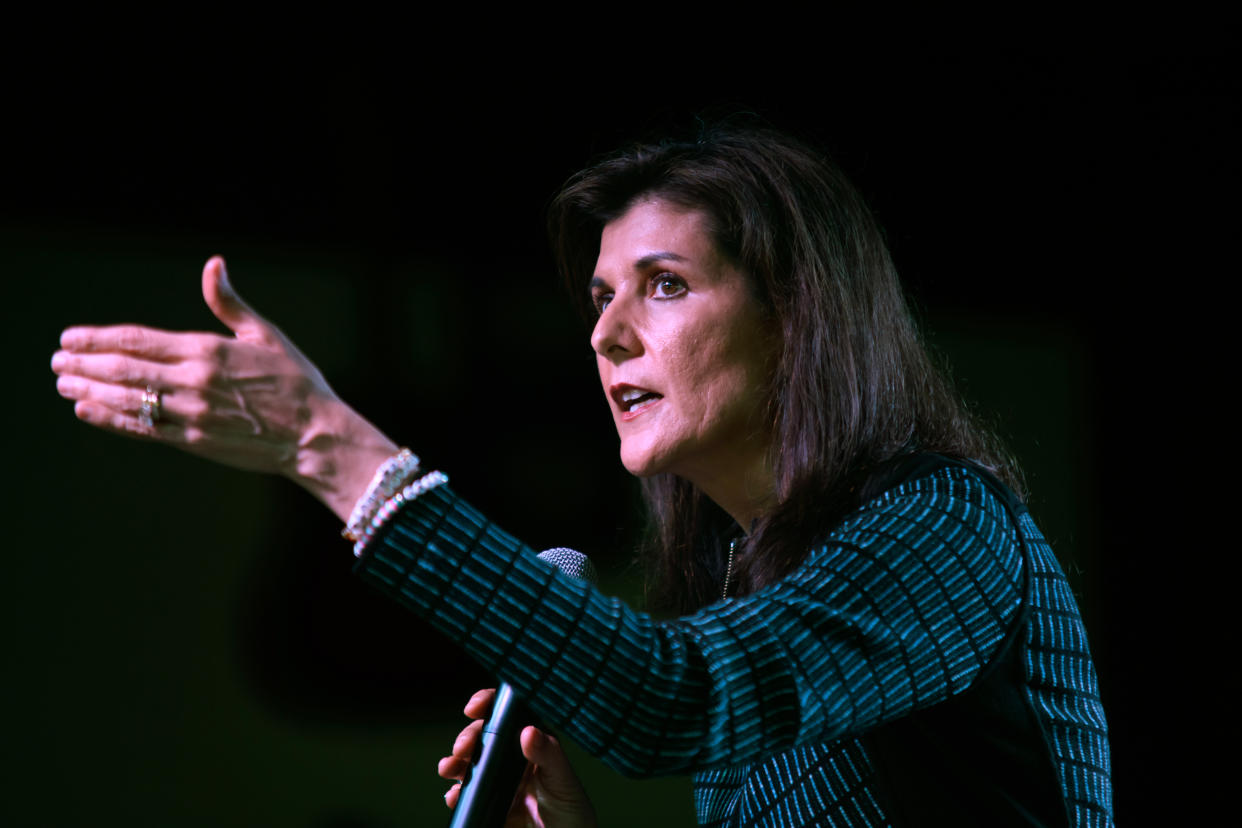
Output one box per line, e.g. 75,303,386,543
8,46,1228,825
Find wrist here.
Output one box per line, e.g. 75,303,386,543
285,393,400,523
342,447,422,542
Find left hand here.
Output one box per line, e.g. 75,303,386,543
439,688,597,828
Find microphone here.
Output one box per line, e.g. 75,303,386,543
449,548,597,828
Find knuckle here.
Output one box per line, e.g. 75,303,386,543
121,413,148,435
200,338,228,365
68,378,93,401
119,327,147,352
186,363,215,389
64,329,95,352
103,355,132,383
187,398,210,421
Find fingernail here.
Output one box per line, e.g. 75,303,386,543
56,376,79,397
59,329,78,349
51,351,67,371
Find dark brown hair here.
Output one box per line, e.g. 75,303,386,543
549,121,1023,614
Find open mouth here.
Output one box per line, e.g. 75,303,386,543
613,385,663,416
621,390,662,413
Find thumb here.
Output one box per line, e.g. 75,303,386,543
520,727,581,800
201,256,271,341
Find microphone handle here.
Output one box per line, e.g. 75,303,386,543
448,683,534,828
448,548,592,828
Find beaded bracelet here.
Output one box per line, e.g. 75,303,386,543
353,470,449,557
342,448,422,542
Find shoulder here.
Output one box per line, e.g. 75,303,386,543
856,461,1017,525
804,463,1026,596
741,462,1031,703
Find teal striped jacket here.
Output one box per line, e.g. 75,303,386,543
355,463,1112,826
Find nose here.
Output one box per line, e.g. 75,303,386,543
590,295,642,362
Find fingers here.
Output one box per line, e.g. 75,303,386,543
437,717,483,782
69,397,189,441
437,754,473,782
439,723,589,825
439,717,477,809
201,256,273,343
451,719,484,762
54,375,208,432
58,258,274,358
441,689,499,808
52,351,183,393
56,375,163,420
463,687,496,719
59,325,210,362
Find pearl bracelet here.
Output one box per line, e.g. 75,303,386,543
342,448,422,542
353,470,449,557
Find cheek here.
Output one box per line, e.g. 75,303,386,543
655,324,710,385
674,329,749,394
685,337,771,427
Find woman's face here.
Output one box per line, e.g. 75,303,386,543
590,198,778,492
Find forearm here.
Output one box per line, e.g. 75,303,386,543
353,484,721,776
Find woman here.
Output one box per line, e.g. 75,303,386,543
51,124,1112,826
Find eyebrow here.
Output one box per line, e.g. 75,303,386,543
589,251,689,292
634,250,688,269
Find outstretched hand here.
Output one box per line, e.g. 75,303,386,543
439,688,597,828
52,256,398,521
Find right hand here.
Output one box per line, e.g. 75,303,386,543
51,256,398,521
439,688,597,828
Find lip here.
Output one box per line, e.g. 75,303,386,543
609,383,664,421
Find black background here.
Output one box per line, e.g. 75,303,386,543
6,38,1234,825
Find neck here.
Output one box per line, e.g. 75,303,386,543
686,451,776,533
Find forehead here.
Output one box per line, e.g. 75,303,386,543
596,198,719,270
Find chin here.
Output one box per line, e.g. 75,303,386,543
618,440,672,479
620,453,661,479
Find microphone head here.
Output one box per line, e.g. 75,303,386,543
537,547,597,584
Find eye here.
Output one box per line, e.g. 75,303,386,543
650,273,687,299
591,291,614,315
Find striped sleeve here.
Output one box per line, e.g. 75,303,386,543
354,468,1025,777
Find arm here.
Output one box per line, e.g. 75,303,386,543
355,466,1026,777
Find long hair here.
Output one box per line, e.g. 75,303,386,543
548,122,1023,614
